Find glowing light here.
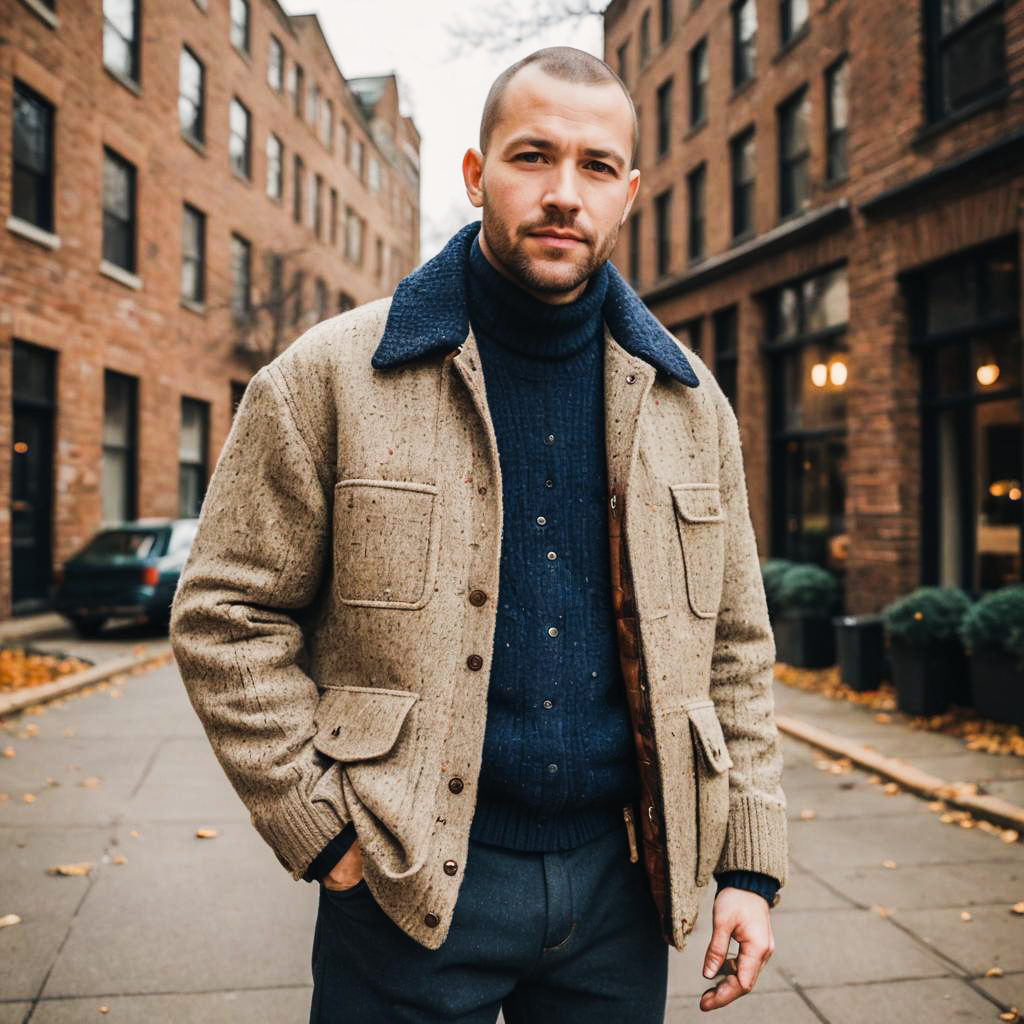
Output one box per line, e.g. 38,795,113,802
830,359,848,386
811,363,828,387
976,363,1000,386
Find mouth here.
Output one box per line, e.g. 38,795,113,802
528,230,586,249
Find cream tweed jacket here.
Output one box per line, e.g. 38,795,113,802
169,230,788,951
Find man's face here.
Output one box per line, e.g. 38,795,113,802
463,65,640,305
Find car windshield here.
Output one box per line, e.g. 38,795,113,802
168,522,198,553
81,529,162,560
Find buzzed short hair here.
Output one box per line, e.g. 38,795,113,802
479,46,639,167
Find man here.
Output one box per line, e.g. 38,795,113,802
170,46,787,1024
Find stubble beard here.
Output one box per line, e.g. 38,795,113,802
480,202,621,299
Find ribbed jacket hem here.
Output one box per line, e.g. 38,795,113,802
714,794,789,887
469,793,625,851
254,782,351,879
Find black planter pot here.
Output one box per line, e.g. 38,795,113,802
774,610,836,668
970,648,1024,727
887,639,966,716
833,614,885,692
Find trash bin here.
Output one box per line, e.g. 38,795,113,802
832,614,885,692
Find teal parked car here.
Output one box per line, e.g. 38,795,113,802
53,518,198,637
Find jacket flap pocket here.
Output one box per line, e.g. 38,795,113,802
313,685,419,761
671,483,725,524
686,700,734,773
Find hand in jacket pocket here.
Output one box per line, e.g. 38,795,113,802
323,840,364,891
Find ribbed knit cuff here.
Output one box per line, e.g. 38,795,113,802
714,794,788,887
252,782,350,880
303,821,358,883
714,870,780,906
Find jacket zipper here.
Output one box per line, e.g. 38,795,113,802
623,804,639,863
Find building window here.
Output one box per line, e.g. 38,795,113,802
181,203,205,304
368,155,382,192
687,162,706,264
179,46,204,143
732,0,757,88
924,0,1006,122
293,154,304,223
730,126,755,240
617,39,629,84
230,0,249,56
628,211,641,287
375,236,385,279
640,9,652,66
689,37,708,128
654,188,672,279
350,137,364,179
102,147,136,273
910,237,1021,591
672,317,703,357
102,370,138,524
825,57,848,182
314,173,323,240
266,134,283,199
229,97,251,179
324,98,334,150
345,207,364,264
655,78,673,157
329,186,338,245
338,291,356,313
293,64,304,118
780,0,809,46
315,277,328,321
292,270,304,324
307,80,319,129
12,81,55,233
230,380,248,420
777,85,810,219
179,397,209,518
230,233,251,321
660,0,673,43
765,266,850,573
713,305,739,413
268,36,283,92
103,0,140,84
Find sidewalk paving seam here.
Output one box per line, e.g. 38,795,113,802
776,713,1024,835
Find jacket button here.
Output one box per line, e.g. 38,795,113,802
466,654,483,670
448,777,464,794
424,912,440,928
469,589,487,606
443,859,458,875
626,374,637,384
330,726,340,736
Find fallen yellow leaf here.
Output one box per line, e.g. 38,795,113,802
883,782,900,795
47,862,95,876
111,854,127,866
99,1006,110,1015
0,913,21,928
960,911,972,921
927,801,945,812
799,809,817,820
875,713,891,724
1011,901,1024,915
2,746,15,758
882,859,898,869
79,777,102,789
959,819,976,829
998,1010,1019,1022
129,830,141,839
986,967,1005,977
22,793,36,803
195,828,219,839
1001,830,1020,844
870,904,893,917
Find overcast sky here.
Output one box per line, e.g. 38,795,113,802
278,2,603,262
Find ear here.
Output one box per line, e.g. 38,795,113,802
620,169,641,226
462,148,485,209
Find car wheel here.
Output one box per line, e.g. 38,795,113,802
70,616,106,638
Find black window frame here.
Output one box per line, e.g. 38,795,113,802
617,38,630,84
713,304,740,414
730,125,756,241
229,96,251,180
687,162,706,264
230,231,252,321
103,0,140,85
777,84,810,220
922,0,1007,124
12,79,55,233
731,0,757,89
179,45,205,144
268,35,284,92
628,210,642,288
293,153,304,224
266,133,283,200
825,56,848,183
181,202,206,304
656,77,673,158
178,395,209,519
654,187,672,279
779,0,809,46
689,36,708,129
640,9,652,66
102,146,136,273
102,369,139,524
230,0,250,56
660,0,673,43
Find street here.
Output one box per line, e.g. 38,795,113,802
1,645,1022,1022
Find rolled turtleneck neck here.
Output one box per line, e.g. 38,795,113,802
466,232,608,362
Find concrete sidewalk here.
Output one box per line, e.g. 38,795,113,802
0,659,1022,1022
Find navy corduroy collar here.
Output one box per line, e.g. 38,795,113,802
370,221,699,388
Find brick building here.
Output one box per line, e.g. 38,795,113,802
3,0,420,616
604,0,1023,613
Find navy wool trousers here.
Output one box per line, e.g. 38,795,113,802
309,818,669,1023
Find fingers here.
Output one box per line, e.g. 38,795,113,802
702,923,732,980
700,935,774,1010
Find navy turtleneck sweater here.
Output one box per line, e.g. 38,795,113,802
303,227,780,906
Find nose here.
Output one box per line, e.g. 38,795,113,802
541,160,582,218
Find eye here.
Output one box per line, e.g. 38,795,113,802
586,160,615,175
514,152,546,164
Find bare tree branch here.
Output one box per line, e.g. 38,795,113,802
443,0,606,60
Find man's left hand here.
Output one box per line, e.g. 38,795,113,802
699,887,775,1011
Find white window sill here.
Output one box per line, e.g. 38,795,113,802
18,0,58,28
99,259,142,290
7,216,60,250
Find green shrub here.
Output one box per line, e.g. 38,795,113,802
959,585,1024,665
775,564,841,615
761,558,797,615
881,586,972,649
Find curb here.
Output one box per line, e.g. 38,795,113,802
776,713,1024,835
0,645,173,717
